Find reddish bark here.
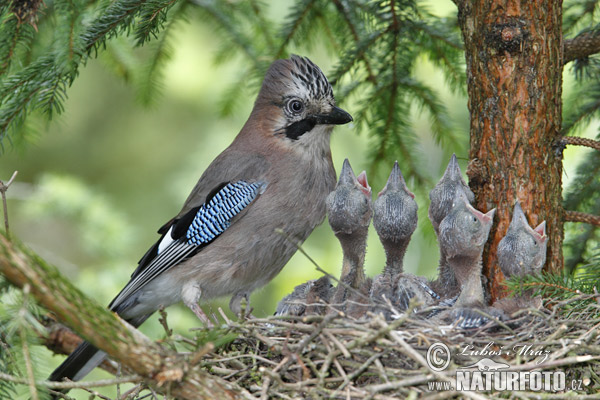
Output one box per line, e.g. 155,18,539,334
456,0,564,302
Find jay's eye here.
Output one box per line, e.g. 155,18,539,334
287,99,304,114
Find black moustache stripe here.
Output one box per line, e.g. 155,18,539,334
284,118,317,140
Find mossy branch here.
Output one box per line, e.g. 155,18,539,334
0,231,248,400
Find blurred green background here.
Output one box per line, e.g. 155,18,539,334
0,0,598,398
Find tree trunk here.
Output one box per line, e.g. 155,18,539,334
456,0,564,303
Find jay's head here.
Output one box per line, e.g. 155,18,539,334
254,55,352,150
373,161,418,244
439,196,495,260
497,201,547,278
429,154,475,232
327,159,372,237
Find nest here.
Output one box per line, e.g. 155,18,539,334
196,296,600,399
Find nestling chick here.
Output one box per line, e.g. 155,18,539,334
497,201,547,279
438,197,495,307
493,201,547,316
327,159,373,317
275,276,332,316
428,154,475,233
370,162,437,316
429,154,475,297
372,161,418,276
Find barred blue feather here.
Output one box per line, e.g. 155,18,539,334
109,180,267,314
186,181,265,246
416,280,441,300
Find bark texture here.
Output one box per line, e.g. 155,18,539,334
564,29,600,64
0,232,246,400
457,0,564,302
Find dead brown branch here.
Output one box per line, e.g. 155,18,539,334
561,136,600,151
564,210,600,226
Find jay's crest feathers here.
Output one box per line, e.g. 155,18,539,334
255,55,352,144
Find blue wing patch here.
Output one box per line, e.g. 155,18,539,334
186,181,265,246
109,180,267,312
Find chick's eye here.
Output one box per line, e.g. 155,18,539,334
287,99,304,114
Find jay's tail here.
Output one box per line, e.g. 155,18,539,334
48,314,151,398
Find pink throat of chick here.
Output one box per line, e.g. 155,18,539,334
356,171,371,196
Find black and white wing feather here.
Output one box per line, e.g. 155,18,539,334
109,180,268,312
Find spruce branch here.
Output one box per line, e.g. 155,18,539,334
563,0,600,33
275,0,317,58
331,0,376,84
43,320,121,376
564,223,597,274
1,0,187,141
248,0,276,53
562,88,600,135
189,0,261,69
134,0,178,46
0,15,35,75
135,2,187,105
564,186,600,272
329,29,387,87
0,231,250,400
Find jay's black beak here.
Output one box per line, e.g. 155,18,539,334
314,106,353,125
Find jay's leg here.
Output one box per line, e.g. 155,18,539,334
182,281,214,327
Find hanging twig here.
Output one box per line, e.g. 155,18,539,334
0,171,18,240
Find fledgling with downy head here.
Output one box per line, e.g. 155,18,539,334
438,196,495,308
429,154,475,298
373,161,418,276
275,275,332,317
49,55,352,392
435,197,496,328
369,162,436,316
327,159,373,318
493,201,547,315
497,201,547,279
